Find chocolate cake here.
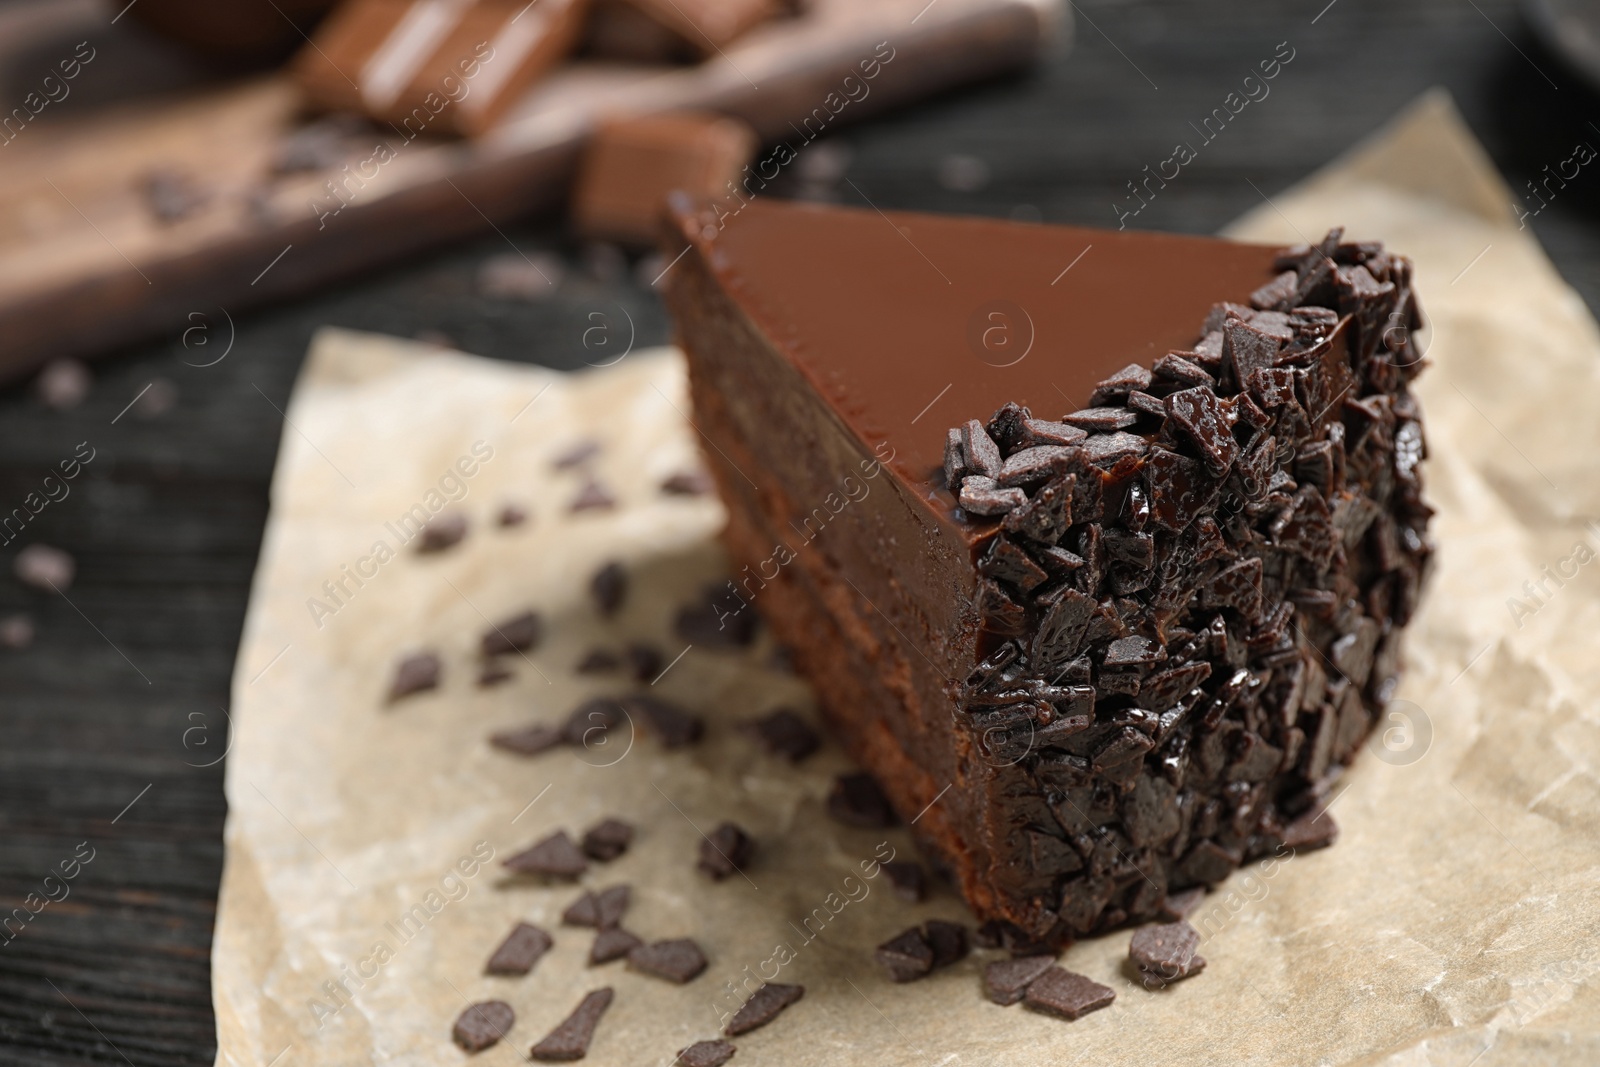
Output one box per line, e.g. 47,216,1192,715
661,198,1431,944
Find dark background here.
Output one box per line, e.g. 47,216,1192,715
1,0,1595,1062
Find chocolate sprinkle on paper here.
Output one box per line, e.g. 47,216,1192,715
1129,920,1205,986
530,988,613,1061
874,926,934,983
453,1000,515,1053
1158,887,1206,922
504,831,588,879
677,1038,737,1067
983,955,1057,1005
1023,967,1116,1021
826,773,897,828
581,818,634,862
485,922,554,975
724,983,804,1036
698,822,754,881
627,938,708,983
924,920,970,969
588,925,642,965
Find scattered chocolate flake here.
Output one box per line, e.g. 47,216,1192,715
983,955,1056,1005
571,480,617,512
562,698,628,748
661,469,715,495
581,818,634,862
1021,418,1087,447
504,831,588,879
453,1000,515,1053
924,920,970,969
1152,352,1214,387
388,651,441,701
627,938,708,983
625,694,703,747
417,511,468,552
677,1038,736,1067
497,503,529,527
482,610,541,656
564,885,631,928
1250,269,1299,310
590,562,627,616
1064,406,1139,432
959,476,1027,516
881,860,925,902
625,644,663,681
724,983,804,1036
576,648,622,674
530,988,613,1061
1023,967,1116,1020
698,822,754,880
1157,887,1205,922
478,662,514,687
1080,431,1147,465
589,925,642,965
14,544,74,592
960,419,1004,478
826,773,897,828
485,922,554,975
489,723,563,757
742,709,820,762
676,586,759,647
1130,920,1205,986
1282,808,1338,850
553,440,602,468
874,926,933,983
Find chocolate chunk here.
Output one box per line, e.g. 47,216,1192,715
742,708,820,762
589,925,642,965
1081,431,1148,465
1165,386,1239,475
530,988,613,1061
453,1000,515,1053
983,955,1056,1005
490,723,564,757
1023,967,1116,1020
1064,407,1139,432
628,938,708,983
724,983,804,1036
553,440,601,468
478,662,514,687
388,651,441,701
1002,473,1075,543
1087,362,1153,405
562,698,628,748
497,503,529,527
1282,808,1338,850
1103,635,1165,669
577,648,623,674
1153,352,1215,387
563,885,631,929
571,480,617,512
959,476,1027,516
960,419,1004,478
677,1039,737,1067
1224,318,1281,388
590,562,627,616
1126,391,1167,417
698,822,754,880
875,926,934,982
486,922,554,975
482,611,541,656
418,511,468,552
676,587,759,647
1129,920,1205,985
997,445,1078,489
625,694,704,747
581,818,634,862
924,919,970,969
624,643,663,681
505,831,588,879
1158,887,1206,921
662,469,714,495
826,773,897,828
882,860,925,902
1022,418,1088,447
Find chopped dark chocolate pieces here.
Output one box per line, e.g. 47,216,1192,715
742,708,820,762
1129,920,1205,986
497,503,529,527
563,885,631,928
581,818,634,862
1023,967,1116,1021
589,925,642,965
627,938,709,983
478,662,514,687
504,831,589,879
490,723,564,756
676,586,760,647
924,920,970,969
677,1038,737,1067
698,822,754,880
577,648,623,674
553,440,602,468
530,988,613,1061
388,651,441,701
562,698,628,748
982,955,1056,1005
590,562,627,616
482,611,541,656
881,860,926,902
661,469,715,495
1064,407,1139,432
826,773,897,828
624,644,664,681
1157,886,1205,922
571,480,617,512
874,927,934,983
486,922,554,975
625,694,704,747
1282,808,1338,850
453,1000,515,1053
418,511,468,552
724,983,804,1036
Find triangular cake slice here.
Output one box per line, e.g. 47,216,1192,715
662,198,1431,944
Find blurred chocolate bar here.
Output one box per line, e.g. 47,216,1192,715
295,0,589,135
584,0,782,62
572,111,757,244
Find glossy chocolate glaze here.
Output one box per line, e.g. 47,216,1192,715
678,199,1281,532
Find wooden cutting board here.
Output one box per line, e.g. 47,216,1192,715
0,0,1061,381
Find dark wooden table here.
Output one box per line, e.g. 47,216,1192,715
2,1,1595,1062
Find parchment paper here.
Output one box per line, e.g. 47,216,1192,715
213,89,1600,1067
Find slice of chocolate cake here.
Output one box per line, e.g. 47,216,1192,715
662,198,1430,944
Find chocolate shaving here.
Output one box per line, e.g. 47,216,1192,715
530,988,613,1061
677,1039,737,1067
485,922,553,975
628,938,708,983
590,562,627,616
698,822,754,880
388,652,440,701
983,955,1056,1005
724,983,804,1036
589,926,642,965
1023,967,1116,1020
482,611,541,656
453,1000,515,1053
504,831,588,879
581,818,634,862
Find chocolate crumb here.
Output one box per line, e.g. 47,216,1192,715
497,503,529,527
489,723,563,756
675,587,759,647
571,481,617,512
661,470,714,496
628,938,708,983
504,831,588,879
576,648,622,674
482,610,541,656
417,511,468,552
388,651,441,701
530,988,613,1061
589,925,642,965
590,562,627,616
724,983,804,1036
1023,967,1116,1020
881,861,925,902
741,709,820,762
478,662,514,687
1282,808,1338,850
625,644,662,681
453,1000,515,1053
677,1038,736,1067
924,920,970,969
1129,920,1205,986
698,822,754,880
553,440,601,469
1158,887,1205,922
875,927,933,982
581,818,634,862
562,698,628,748
983,955,1056,1005
626,694,703,747
564,885,631,929
485,922,553,975
826,773,897,828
